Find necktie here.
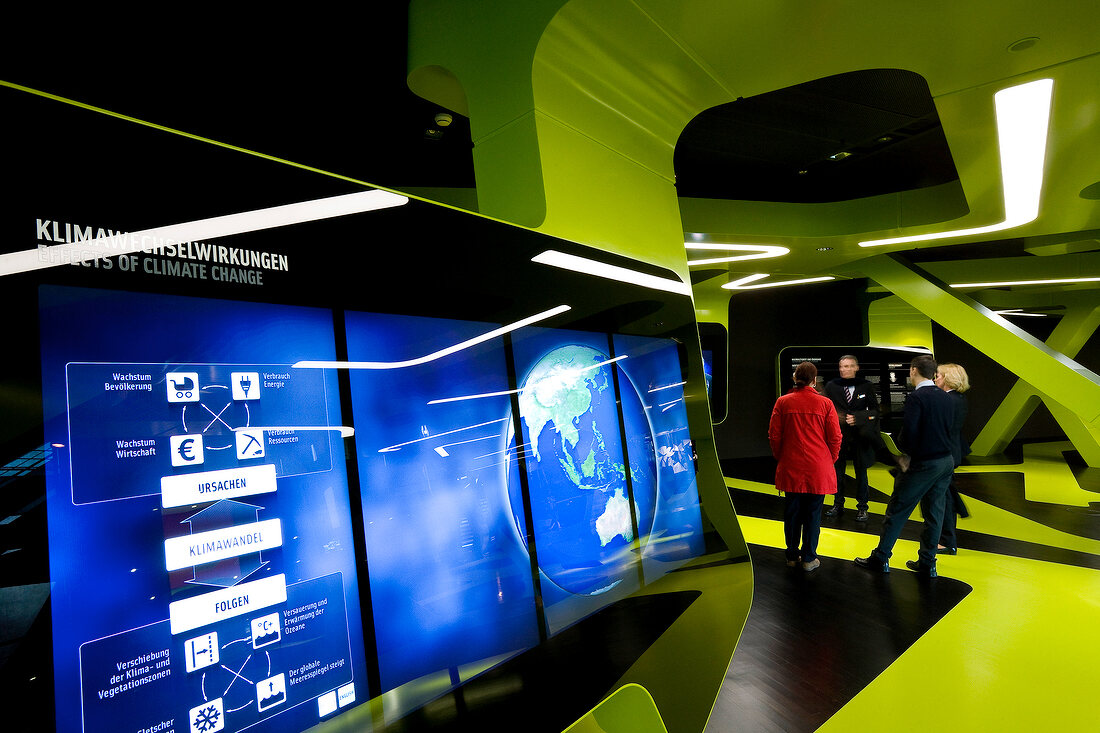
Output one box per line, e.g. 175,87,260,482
845,386,853,403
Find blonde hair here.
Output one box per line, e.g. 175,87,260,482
937,363,970,393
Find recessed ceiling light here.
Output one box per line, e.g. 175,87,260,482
860,78,1053,248
876,136,894,144
797,169,809,175
1008,37,1039,52
827,151,852,161
816,247,833,252
684,243,789,266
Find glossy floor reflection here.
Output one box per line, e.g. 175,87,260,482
713,441,1100,732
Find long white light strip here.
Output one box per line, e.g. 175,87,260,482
1,189,409,277
295,305,571,371
859,78,1053,248
685,243,790,266
993,308,1047,317
232,425,355,437
426,355,626,404
378,418,510,453
723,274,835,290
531,250,692,296
951,277,1100,288
648,381,686,393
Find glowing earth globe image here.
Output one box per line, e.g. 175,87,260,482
506,344,656,596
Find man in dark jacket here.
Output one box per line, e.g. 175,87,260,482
849,354,954,576
855,355,955,577
823,355,879,522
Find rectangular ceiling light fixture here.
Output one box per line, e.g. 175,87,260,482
859,78,1054,248
531,250,692,296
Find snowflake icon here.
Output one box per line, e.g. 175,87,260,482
194,705,220,732
189,697,225,733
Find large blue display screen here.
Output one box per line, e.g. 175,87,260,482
345,312,540,714
612,334,706,580
40,286,370,733
508,328,647,634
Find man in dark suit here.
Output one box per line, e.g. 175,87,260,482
855,354,955,577
823,355,879,522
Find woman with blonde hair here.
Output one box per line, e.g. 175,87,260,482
934,362,971,554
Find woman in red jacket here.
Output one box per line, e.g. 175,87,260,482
769,361,844,571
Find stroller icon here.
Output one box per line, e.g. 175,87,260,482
166,372,200,403
170,376,195,399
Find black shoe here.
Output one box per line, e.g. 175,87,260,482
824,505,843,518
905,560,937,577
855,509,869,522
936,546,957,555
854,556,889,573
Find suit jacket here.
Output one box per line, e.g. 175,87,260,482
898,382,955,461
824,378,880,448
769,386,843,494
947,390,970,467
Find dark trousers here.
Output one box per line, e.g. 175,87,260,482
784,493,825,563
833,441,870,510
939,475,964,549
871,454,954,568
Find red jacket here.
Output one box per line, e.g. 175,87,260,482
768,386,843,494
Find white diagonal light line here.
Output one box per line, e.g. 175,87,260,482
2,190,408,276
296,305,571,371
426,355,625,404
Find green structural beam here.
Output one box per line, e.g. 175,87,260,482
970,298,1100,462
408,0,732,282
859,255,1100,434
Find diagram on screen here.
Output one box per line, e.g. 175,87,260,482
64,363,334,504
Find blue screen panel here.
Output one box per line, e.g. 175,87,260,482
613,335,706,579
40,286,369,733
508,327,645,635
344,312,539,709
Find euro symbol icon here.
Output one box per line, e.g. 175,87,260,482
177,438,196,461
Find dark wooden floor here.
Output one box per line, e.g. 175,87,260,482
706,545,970,732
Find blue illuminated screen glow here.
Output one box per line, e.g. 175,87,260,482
345,311,540,712
38,286,707,730
39,286,369,733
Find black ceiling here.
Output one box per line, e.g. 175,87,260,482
674,69,961,203
4,7,476,191
9,20,958,208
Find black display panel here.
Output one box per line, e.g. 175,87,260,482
698,323,728,424
779,346,933,433
0,82,725,732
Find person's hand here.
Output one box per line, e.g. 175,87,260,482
845,413,856,425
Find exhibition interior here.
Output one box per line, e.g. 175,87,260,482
2,2,1099,731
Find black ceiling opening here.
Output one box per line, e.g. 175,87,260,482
674,68,961,204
